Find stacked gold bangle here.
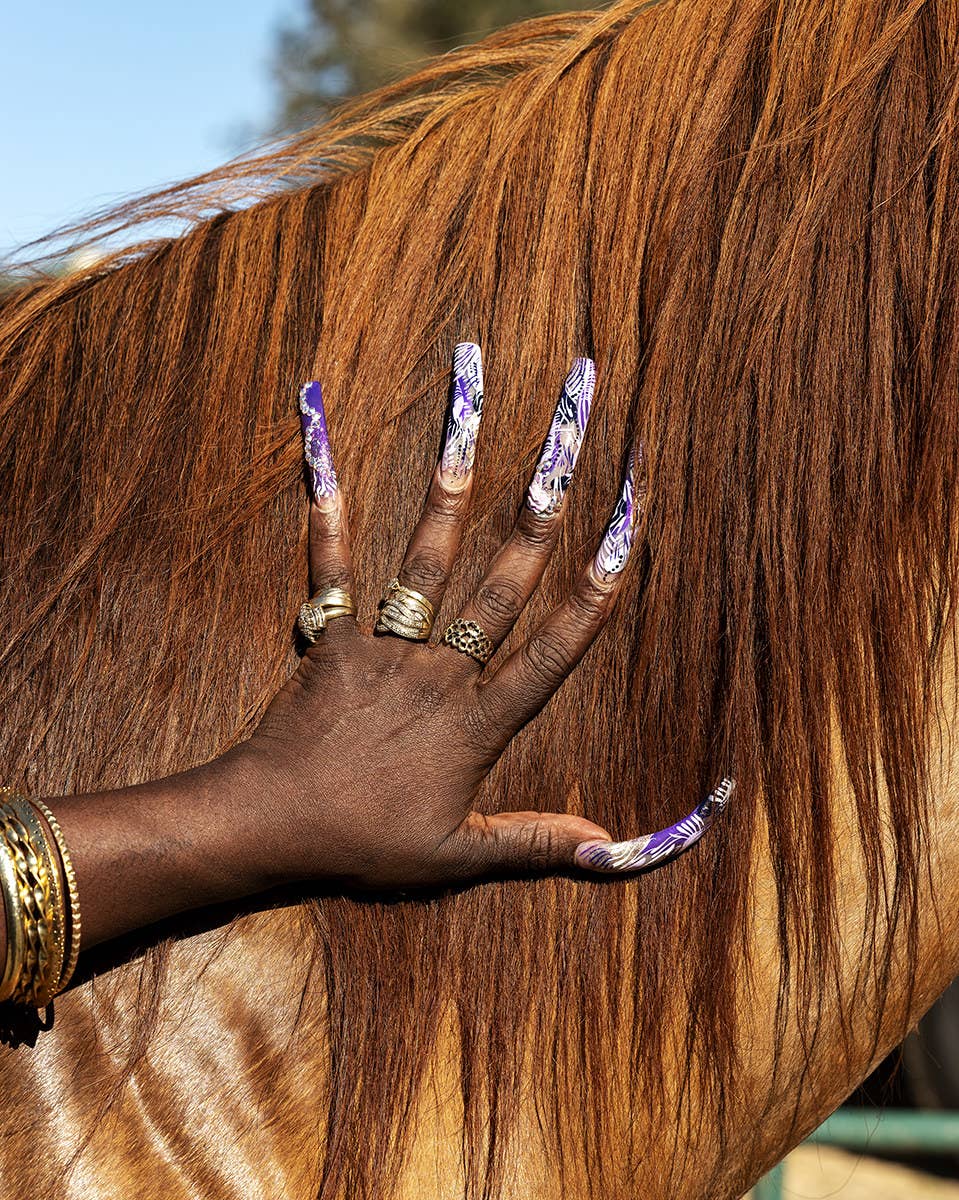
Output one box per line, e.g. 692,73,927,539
0,787,81,1007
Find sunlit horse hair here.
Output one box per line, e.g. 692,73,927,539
2,1,958,1196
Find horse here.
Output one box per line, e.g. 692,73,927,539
2,0,959,1195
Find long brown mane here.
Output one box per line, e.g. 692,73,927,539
2,1,958,1196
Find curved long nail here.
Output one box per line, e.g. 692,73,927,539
299,380,338,509
592,441,647,583
574,777,735,873
526,357,596,516
440,342,485,487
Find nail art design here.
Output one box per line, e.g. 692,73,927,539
440,342,484,483
575,777,735,873
299,381,338,504
592,442,646,581
526,358,596,516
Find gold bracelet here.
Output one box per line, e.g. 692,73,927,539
30,798,81,996
6,797,65,1006
0,807,52,1005
0,834,26,1003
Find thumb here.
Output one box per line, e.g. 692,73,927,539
443,810,613,879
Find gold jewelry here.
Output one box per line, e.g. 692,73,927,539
442,618,494,665
0,788,81,1006
298,587,357,643
311,587,356,620
31,798,82,996
375,577,435,641
297,599,327,643
8,797,65,1006
0,834,26,1004
0,804,53,1006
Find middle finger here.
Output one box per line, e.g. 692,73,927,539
377,342,484,639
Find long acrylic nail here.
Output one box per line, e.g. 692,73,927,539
574,777,735,873
592,441,646,582
440,342,484,487
526,357,595,516
299,380,338,508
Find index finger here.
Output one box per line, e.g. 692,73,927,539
300,381,355,633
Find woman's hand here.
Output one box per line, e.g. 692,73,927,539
243,347,634,889
22,344,724,959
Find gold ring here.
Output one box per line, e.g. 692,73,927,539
375,577,434,641
312,586,357,621
441,618,494,664
297,587,357,643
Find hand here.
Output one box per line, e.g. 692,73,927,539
243,347,636,889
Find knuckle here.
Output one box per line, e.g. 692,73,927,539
515,508,559,555
526,822,557,872
426,485,468,526
461,694,499,754
401,551,448,593
315,565,352,591
522,633,575,684
566,578,610,625
313,503,347,543
473,577,525,626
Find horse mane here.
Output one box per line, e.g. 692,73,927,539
2,0,958,1195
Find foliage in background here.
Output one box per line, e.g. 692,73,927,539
272,0,581,128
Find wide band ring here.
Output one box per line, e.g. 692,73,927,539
375,577,435,641
441,618,494,665
297,587,357,643
312,587,357,620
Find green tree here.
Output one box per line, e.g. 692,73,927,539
272,0,579,129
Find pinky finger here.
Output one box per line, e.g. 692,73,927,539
480,443,645,737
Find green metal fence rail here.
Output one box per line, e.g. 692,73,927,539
753,1108,959,1198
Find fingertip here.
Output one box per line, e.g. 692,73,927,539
299,379,339,504
441,343,485,484
573,838,617,872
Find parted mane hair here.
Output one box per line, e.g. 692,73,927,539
2,0,958,1196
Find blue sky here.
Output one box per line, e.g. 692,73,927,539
2,0,296,258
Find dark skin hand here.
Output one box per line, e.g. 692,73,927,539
3,357,632,963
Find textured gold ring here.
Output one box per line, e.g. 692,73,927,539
297,587,357,643
375,577,435,641
441,618,494,665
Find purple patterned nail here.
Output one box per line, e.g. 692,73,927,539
440,342,484,485
574,778,735,873
592,441,646,581
526,358,595,515
299,381,338,506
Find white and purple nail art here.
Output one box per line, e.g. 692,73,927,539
526,358,596,515
575,778,735,873
440,342,485,484
299,381,338,505
592,442,646,581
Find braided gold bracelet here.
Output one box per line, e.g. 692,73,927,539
0,788,81,1007
0,832,26,1004
0,804,53,1006
7,797,66,1005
